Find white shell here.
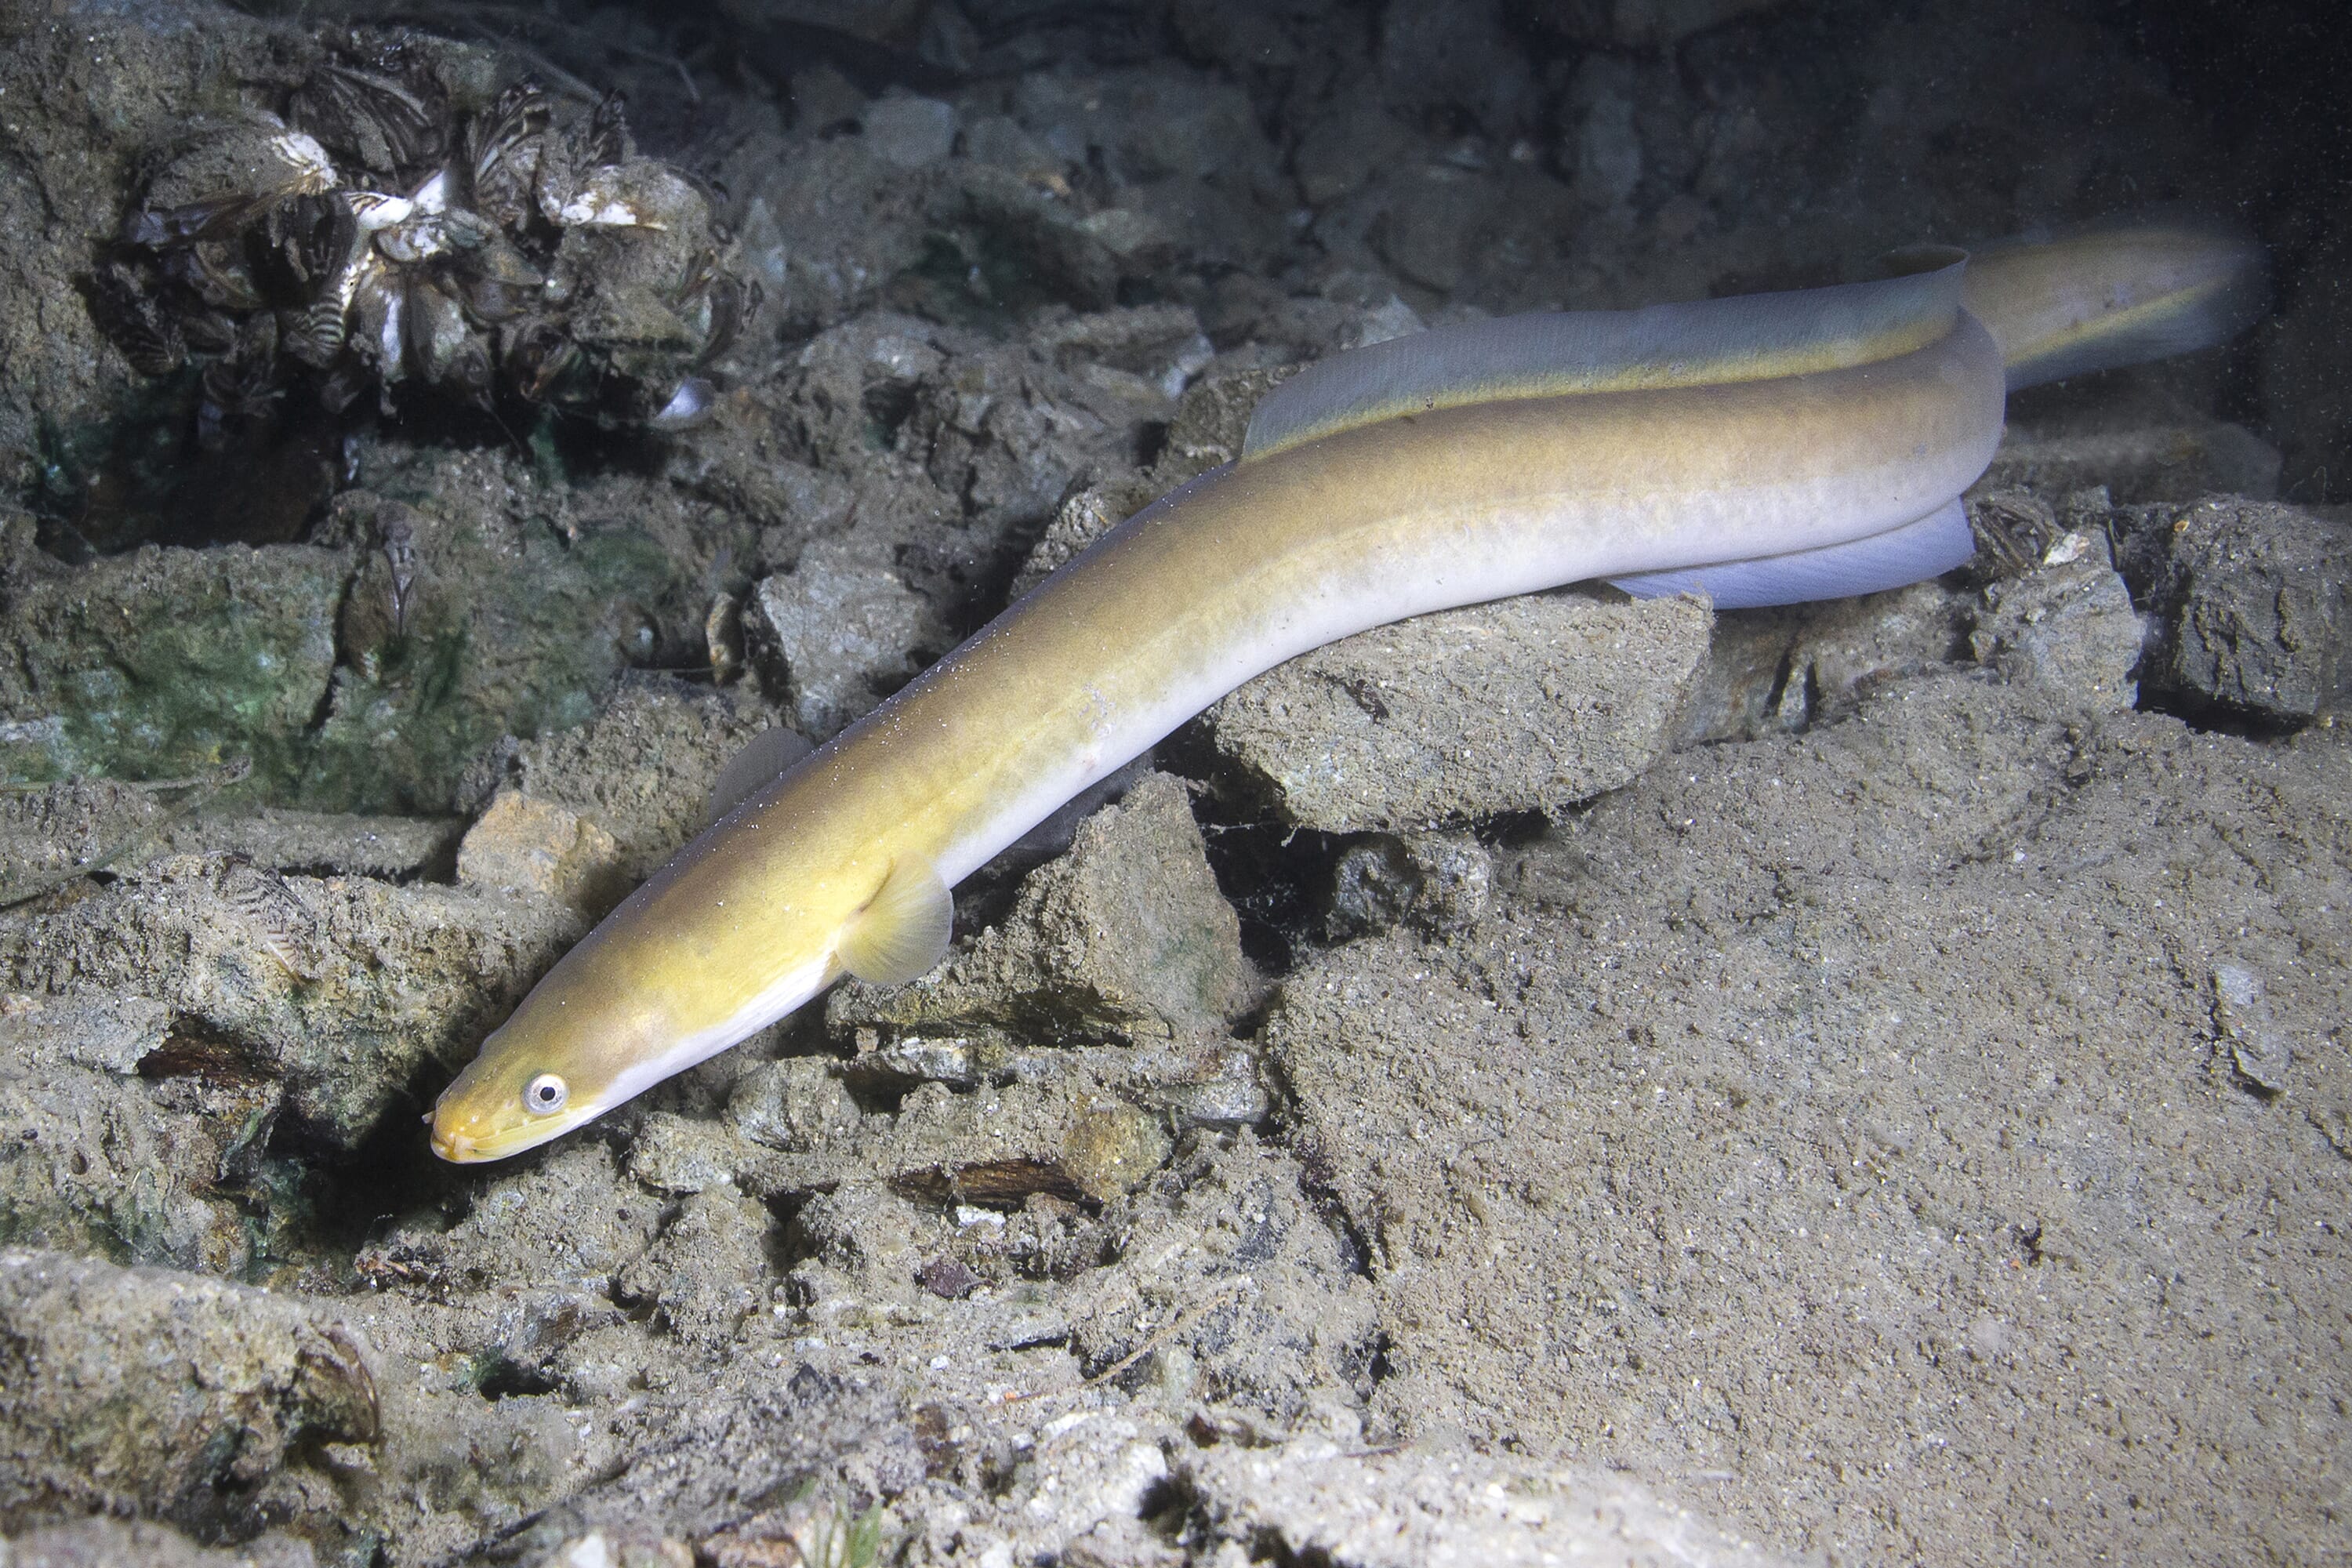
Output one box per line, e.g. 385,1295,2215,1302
268,130,338,196
347,191,416,232
649,376,715,430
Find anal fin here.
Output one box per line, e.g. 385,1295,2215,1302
1608,498,1974,610
837,855,954,985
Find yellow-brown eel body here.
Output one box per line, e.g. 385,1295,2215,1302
432,212,2263,1161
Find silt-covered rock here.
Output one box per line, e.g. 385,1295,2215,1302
1205,590,1713,831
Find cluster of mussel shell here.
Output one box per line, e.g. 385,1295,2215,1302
89,30,748,443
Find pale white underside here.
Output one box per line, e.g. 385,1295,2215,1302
587,949,837,1118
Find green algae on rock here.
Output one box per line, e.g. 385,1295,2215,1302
0,521,349,795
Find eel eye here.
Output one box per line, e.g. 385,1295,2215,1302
523,1073,568,1115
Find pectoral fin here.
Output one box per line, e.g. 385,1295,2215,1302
837,856,954,985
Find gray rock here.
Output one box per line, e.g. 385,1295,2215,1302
1009,362,1300,601
506,678,782,883
1206,590,1713,832
861,93,957,169
1184,1441,1802,1568
1293,99,1417,209
1327,831,1494,938
1378,0,1539,141
744,538,935,739
0,779,167,898
1563,57,1645,210
2123,498,2350,720
722,138,931,333
2211,963,2296,1094
1058,1132,1382,1423
727,1055,863,1152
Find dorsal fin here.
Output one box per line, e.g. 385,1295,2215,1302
836,855,953,986
704,724,815,827
1240,256,1967,463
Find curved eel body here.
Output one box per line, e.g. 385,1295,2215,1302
432,212,2264,1162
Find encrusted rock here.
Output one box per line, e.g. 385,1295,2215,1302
1059,1099,1171,1201
1970,531,2144,711
0,526,348,793
1207,590,1712,831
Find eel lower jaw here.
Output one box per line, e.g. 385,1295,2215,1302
429,1125,479,1162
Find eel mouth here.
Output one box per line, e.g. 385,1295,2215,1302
427,1123,478,1162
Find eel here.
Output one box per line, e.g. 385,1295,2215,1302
430,212,2264,1162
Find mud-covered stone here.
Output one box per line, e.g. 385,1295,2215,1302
1207,591,1712,831
1183,1440,1801,1568
361,1143,664,1296
1062,1132,1382,1421
1272,670,2352,1563
503,678,780,884
0,779,169,898
0,857,579,1149
1681,582,1973,745
0,992,271,1274
0,1247,379,1537
0,1517,320,1568
616,1187,774,1346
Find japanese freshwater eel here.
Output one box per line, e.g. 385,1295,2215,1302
430,212,2264,1162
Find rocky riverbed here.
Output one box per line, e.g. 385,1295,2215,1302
0,2,2344,1565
